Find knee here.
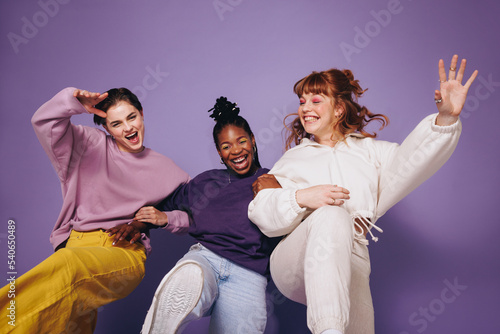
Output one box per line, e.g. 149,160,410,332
314,205,350,220
173,260,215,295
307,206,353,235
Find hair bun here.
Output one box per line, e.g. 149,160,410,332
208,96,240,122
342,69,366,99
342,69,355,81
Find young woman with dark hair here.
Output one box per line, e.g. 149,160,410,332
249,55,478,334
0,87,189,333
140,97,280,334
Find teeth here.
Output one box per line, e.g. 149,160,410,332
125,132,137,139
233,156,246,163
304,116,318,121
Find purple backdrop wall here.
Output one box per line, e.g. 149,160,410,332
1,0,499,333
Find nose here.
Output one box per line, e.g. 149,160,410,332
123,121,133,131
301,101,312,112
230,145,243,155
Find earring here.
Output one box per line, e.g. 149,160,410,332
220,157,224,164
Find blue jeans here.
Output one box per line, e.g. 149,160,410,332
179,243,268,333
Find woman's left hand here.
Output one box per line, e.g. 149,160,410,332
435,54,478,125
106,221,146,245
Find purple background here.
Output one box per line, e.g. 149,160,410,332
1,0,499,333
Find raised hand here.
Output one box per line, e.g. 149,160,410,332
295,184,350,210
73,89,108,118
435,54,478,125
134,206,169,227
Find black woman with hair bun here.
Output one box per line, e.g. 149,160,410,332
139,97,282,334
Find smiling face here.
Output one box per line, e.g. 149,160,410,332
217,124,258,176
103,101,145,153
298,92,343,146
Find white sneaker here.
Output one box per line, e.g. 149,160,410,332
142,260,204,334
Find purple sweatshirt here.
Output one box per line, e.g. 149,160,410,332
161,168,281,278
31,87,190,255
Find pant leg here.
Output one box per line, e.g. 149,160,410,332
176,244,219,327
344,241,374,334
206,254,267,334
0,229,146,334
270,206,372,334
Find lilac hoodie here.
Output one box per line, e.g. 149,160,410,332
31,87,190,255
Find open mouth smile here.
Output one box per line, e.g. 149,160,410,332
125,131,140,144
230,154,250,170
303,115,319,123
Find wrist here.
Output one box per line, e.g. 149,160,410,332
435,113,459,126
129,220,146,232
159,212,169,227
295,189,305,208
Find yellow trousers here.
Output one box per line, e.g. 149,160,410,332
0,229,146,334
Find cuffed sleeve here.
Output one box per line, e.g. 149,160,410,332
248,188,307,238
162,210,190,235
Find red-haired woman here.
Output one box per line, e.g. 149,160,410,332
249,55,477,334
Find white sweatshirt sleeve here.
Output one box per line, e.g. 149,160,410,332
248,155,308,237
375,113,462,220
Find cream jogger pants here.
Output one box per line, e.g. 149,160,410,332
269,206,374,334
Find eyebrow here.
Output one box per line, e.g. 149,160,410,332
220,135,248,146
108,111,138,126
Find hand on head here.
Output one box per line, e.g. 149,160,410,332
73,89,108,118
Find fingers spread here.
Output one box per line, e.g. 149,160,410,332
434,90,442,100
438,59,447,83
464,69,479,89
448,54,458,80
456,58,466,83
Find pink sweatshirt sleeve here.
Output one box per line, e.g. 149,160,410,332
163,210,190,235
31,87,95,183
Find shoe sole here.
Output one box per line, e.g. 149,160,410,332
142,261,204,334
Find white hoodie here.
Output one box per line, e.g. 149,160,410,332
248,113,461,244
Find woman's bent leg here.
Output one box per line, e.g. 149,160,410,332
345,241,374,334
208,260,267,334
0,229,146,334
142,244,218,334
270,206,354,334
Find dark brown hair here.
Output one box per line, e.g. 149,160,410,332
93,88,143,126
285,69,389,149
